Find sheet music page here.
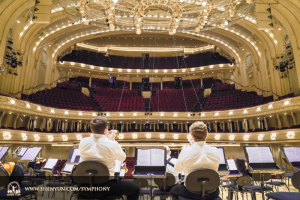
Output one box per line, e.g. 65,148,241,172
246,147,274,163
120,169,126,177
258,147,275,163
217,148,226,164
114,160,122,172
227,159,238,170
20,147,42,161
18,147,28,156
137,149,151,165
283,147,300,162
44,158,58,169
63,164,74,173
150,149,165,166
0,147,9,160
70,149,81,163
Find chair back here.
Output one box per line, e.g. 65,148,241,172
275,173,286,180
73,160,109,186
185,169,220,198
29,167,35,176
236,176,252,186
0,167,9,187
133,178,148,190
45,171,54,182
154,173,176,191
291,169,300,190
9,165,25,185
252,173,272,182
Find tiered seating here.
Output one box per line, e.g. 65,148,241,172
30,88,96,110
213,83,235,92
163,81,174,89
57,82,81,91
93,88,143,111
69,76,89,87
91,78,110,88
203,89,263,111
203,77,214,88
184,52,230,67
182,79,202,88
61,50,230,69
53,160,66,173
151,88,199,111
132,82,142,90
278,93,295,100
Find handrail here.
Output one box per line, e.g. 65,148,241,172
219,77,280,97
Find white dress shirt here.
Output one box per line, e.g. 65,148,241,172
174,141,220,180
79,134,126,176
166,155,178,180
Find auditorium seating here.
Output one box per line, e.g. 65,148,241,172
61,50,230,69
92,87,144,111
212,83,235,92
151,88,200,111
57,82,81,91
28,88,97,111
203,89,263,111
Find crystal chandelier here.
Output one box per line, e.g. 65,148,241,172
59,0,255,34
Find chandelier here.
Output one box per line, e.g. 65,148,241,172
59,0,255,34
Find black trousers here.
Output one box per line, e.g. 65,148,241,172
171,184,220,200
79,180,140,200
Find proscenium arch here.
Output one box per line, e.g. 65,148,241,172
50,31,240,66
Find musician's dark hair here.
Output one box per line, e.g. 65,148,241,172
189,121,207,141
90,116,108,134
236,157,247,176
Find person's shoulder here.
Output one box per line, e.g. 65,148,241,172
80,136,93,144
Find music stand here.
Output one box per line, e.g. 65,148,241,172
133,147,166,178
281,147,300,170
0,147,10,163
61,164,75,175
20,147,43,170
18,147,28,157
66,148,81,165
42,158,58,172
217,147,229,176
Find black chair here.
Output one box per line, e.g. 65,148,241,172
266,169,300,200
0,166,37,200
72,160,123,200
228,176,252,200
178,169,222,200
29,167,46,186
267,173,289,192
132,178,151,199
43,171,65,198
243,173,273,200
152,172,176,200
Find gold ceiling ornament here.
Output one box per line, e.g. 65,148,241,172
59,0,256,33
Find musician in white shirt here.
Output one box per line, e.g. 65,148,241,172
79,117,139,200
171,121,221,200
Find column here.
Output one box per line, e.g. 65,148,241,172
161,78,163,90
181,122,183,132
89,75,92,87
130,78,132,90
201,77,203,87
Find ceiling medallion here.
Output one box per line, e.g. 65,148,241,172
60,0,255,34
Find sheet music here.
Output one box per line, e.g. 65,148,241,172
0,147,9,160
69,148,81,163
227,159,238,170
119,169,126,177
114,160,122,173
13,146,20,155
137,149,151,165
217,148,226,164
20,147,42,161
18,147,28,156
283,147,300,162
62,164,74,173
150,149,165,166
246,146,274,163
44,158,58,169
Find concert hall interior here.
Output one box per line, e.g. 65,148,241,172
0,0,300,199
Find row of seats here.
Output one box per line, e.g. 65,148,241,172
92,87,144,111
61,50,230,69
203,90,263,111
28,88,97,111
